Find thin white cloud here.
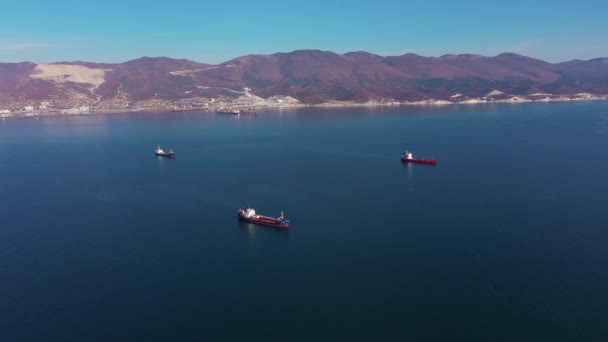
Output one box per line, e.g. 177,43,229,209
0,42,56,51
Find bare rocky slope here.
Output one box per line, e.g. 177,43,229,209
1,50,607,107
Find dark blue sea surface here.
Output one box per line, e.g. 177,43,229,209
1,102,607,340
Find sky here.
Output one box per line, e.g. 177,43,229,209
1,0,607,64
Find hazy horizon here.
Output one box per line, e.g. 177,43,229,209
4,49,608,66
1,0,607,64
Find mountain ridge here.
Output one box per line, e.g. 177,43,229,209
1,50,607,110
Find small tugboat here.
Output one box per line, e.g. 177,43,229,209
401,150,437,165
238,207,290,229
155,145,175,158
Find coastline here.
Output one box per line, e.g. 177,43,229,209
312,94,608,107
1,95,607,119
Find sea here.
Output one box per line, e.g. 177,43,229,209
1,102,607,340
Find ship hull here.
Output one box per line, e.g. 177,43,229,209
238,211,289,228
155,152,175,158
401,157,437,165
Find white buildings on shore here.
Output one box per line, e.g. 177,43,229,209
61,106,90,115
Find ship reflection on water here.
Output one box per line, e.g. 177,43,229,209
240,222,289,241
401,161,417,192
242,223,257,240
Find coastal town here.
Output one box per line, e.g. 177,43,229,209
1,90,605,118
0,88,301,118
0,88,608,118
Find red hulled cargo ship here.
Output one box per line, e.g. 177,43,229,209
401,150,437,165
238,207,290,229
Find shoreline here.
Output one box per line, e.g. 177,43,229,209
2,95,607,119
312,94,608,107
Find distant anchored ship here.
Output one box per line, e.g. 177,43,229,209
238,207,290,228
401,150,437,165
216,107,241,115
155,145,175,158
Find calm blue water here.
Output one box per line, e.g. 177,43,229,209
1,102,607,340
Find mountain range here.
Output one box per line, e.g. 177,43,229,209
1,50,608,108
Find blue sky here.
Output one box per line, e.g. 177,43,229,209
1,0,607,63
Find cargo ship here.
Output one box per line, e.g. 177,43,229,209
155,145,175,158
401,150,437,165
238,207,290,228
216,107,240,115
